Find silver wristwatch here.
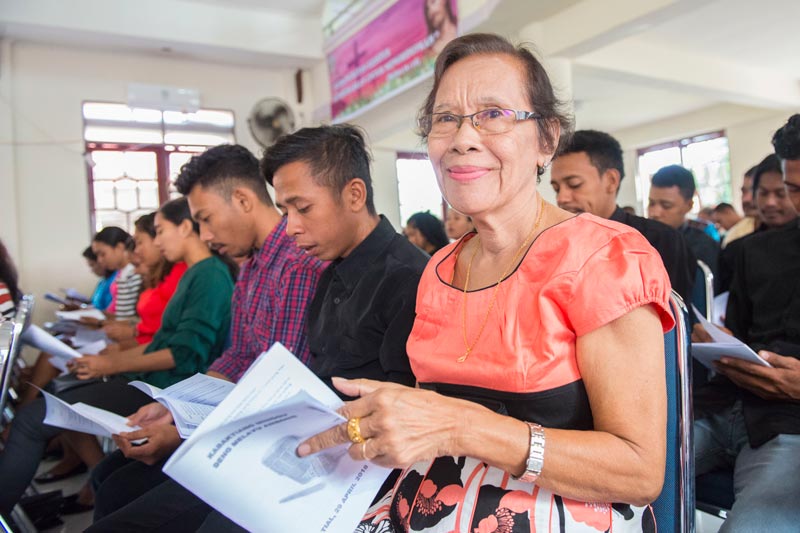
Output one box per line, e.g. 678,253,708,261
513,422,545,483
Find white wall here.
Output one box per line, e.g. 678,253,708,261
4,40,302,324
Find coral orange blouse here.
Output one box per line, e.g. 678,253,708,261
357,214,675,533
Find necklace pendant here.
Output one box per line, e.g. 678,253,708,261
457,353,468,363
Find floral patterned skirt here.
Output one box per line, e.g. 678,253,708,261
356,456,655,533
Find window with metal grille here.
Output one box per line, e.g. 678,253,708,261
396,152,446,228
83,102,236,234
636,131,731,215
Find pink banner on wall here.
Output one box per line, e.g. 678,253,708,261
327,0,458,122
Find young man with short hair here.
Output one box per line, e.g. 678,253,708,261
711,202,741,233
648,164,720,281
264,124,428,392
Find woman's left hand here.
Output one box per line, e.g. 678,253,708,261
70,355,115,379
296,377,466,468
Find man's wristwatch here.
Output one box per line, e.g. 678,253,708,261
513,422,545,483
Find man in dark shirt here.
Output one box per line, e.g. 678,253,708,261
264,124,429,395
692,116,800,531
717,154,799,293
648,165,720,285
550,129,695,303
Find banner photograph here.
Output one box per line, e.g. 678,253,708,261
327,0,458,121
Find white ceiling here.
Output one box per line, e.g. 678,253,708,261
1,0,797,149
644,0,800,73
572,66,714,133
179,0,326,16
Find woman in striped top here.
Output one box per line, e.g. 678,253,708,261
91,227,142,320
0,239,21,320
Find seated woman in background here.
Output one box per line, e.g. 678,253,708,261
18,214,188,406
404,211,450,255
444,206,474,240
0,197,234,515
301,33,673,533
103,212,188,349
0,238,22,320
25,213,190,490
82,246,116,312
92,226,142,320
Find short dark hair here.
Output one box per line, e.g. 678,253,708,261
417,33,573,176
174,144,272,205
261,124,376,215
712,202,736,213
772,114,800,161
561,129,625,181
407,212,449,253
744,164,758,179
93,226,134,251
752,154,782,193
651,165,696,201
82,246,97,262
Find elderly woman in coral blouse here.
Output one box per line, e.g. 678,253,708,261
299,33,674,533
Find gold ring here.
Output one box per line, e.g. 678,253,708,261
346,417,364,444
361,440,372,461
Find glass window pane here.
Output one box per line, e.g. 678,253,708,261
95,210,129,233
91,151,157,181
83,103,162,123
93,181,116,210
682,137,731,209
85,125,163,144
163,109,235,128
396,158,443,226
163,131,235,145
115,178,139,212
91,151,126,180
139,181,160,209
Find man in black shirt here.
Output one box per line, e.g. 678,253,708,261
264,124,429,395
550,129,696,303
693,115,800,531
717,154,799,293
648,165,720,284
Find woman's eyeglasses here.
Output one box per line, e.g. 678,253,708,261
420,108,542,138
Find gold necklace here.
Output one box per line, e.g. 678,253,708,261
458,196,546,363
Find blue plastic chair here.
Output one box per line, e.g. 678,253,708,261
652,291,695,532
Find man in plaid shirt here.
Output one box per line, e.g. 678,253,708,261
87,144,324,528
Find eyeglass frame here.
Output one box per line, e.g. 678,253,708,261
419,108,543,137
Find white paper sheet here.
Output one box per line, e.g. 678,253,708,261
692,306,772,369
21,324,82,360
56,309,106,322
712,291,729,327
48,356,69,373
72,327,109,348
40,389,141,437
163,343,390,533
78,339,108,355
129,373,236,437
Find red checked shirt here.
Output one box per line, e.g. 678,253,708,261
208,217,324,382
